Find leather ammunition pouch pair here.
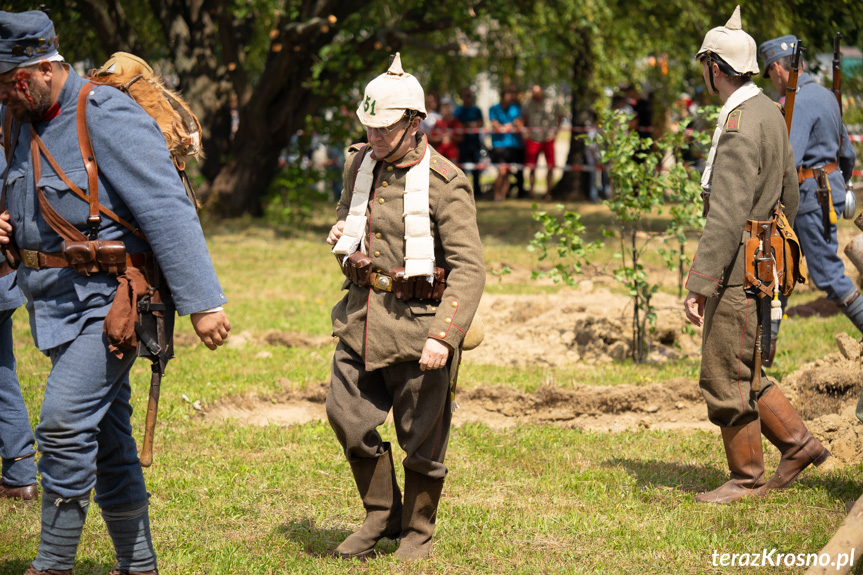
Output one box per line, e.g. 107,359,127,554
391,267,447,301
341,251,447,301
61,240,127,276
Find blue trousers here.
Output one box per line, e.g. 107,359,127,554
794,209,856,301
0,307,37,487
36,319,147,508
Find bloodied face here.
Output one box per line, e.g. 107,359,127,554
0,65,53,123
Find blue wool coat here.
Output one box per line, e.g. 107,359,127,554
790,72,856,216
1,67,226,351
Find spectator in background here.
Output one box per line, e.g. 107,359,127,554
455,88,484,197
522,84,564,198
420,92,441,134
488,86,523,201
429,96,463,162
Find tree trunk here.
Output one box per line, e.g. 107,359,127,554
549,27,597,201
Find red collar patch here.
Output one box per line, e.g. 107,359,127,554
38,102,61,123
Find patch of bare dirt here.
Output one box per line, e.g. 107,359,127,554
465,282,702,367
173,330,336,349
204,377,713,432
199,285,863,467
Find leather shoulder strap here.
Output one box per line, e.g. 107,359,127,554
77,83,101,236
30,128,146,240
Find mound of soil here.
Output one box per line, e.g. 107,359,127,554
465,282,701,367
204,377,712,433
782,333,863,466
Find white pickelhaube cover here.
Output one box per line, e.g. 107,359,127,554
695,5,759,76
356,52,427,128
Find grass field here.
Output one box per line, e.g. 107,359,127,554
1,199,861,574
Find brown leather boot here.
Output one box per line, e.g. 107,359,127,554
0,480,38,500
394,469,445,560
335,443,402,559
696,419,766,504
757,385,830,493
23,567,71,575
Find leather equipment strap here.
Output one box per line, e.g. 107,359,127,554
798,162,838,185
29,127,146,240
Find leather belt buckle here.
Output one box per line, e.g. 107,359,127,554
21,249,40,270
372,273,392,292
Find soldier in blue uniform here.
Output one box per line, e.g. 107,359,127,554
0,255,37,501
759,35,861,364
0,10,231,575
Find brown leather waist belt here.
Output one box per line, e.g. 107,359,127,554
20,249,150,271
798,162,838,185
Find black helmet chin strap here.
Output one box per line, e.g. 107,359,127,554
380,110,419,162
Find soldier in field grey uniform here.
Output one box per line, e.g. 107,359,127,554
684,6,829,505
326,53,484,560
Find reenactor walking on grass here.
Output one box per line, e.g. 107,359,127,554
325,53,484,559
758,34,860,366
0,10,231,574
683,6,829,504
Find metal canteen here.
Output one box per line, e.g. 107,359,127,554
844,183,857,219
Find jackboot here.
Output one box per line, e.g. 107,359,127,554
695,419,765,504
335,443,402,559
757,385,830,494
394,469,445,560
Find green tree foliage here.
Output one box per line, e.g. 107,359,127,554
2,0,860,214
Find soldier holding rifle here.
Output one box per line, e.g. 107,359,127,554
0,10,230,575
758,34,860,363
684,6,829,504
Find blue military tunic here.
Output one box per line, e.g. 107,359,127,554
790,72,856,216
2,67,226,351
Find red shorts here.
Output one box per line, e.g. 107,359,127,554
525,139,555,168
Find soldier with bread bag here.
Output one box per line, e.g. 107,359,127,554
684,6,829,505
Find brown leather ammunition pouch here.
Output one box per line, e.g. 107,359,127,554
94,240,127,276
341,251,373,287
62,240,127,276
390,267,447,301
